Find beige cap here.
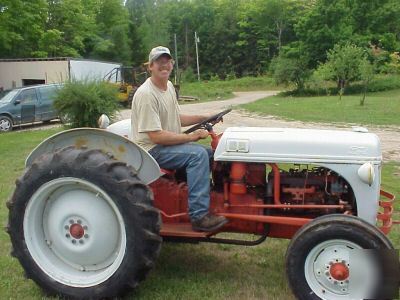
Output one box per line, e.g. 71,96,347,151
148,46,172,63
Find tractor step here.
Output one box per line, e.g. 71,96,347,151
160,223,214,238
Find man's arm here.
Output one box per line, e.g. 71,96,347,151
147,129,209,145
180,114,210,127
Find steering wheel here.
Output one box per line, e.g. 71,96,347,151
184,108,232,134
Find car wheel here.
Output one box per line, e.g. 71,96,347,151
0,115,13,132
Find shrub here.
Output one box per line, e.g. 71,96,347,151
181,66,197,83
271,55,310,91
54,79,119,128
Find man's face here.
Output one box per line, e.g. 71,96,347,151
149,55,174,81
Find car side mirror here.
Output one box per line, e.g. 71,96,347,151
14,99,21,105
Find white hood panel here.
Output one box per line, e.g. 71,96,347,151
214,127,382,164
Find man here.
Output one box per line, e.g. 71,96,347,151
131,46,228,232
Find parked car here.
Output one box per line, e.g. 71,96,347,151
0,84,62,132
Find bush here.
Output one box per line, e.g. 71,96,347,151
181,66,197,83
271,55,310,91
54,79,119,128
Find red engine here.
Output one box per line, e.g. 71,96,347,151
150,162,356,239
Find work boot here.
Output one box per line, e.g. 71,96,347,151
192,214,228,232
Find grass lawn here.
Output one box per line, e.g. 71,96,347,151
179,76,279,102
0,129,399,299
241,89,400,126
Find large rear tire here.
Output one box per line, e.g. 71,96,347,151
6,146,162,299
286,214,395,300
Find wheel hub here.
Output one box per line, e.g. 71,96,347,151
329,262,349,281
0,119,10,131
69,223,85,239
305,240,357,298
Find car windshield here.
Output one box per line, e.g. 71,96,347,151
0,89,19,104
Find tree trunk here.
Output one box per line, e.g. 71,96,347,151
339,80,345,101
185,21,189,68
360,80,368,106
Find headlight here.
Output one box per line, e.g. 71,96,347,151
357,162,375,186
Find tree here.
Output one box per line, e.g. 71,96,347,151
296,0,400,69
0,0,48,58
325,43,365,99
359,59,375,106
271,54,309,91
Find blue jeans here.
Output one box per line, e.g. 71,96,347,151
149,143,212,221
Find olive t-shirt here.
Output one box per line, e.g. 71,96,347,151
131,78,181,151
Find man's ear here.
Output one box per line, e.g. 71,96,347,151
146,62,152,73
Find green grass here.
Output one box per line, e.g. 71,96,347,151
179,76,279,102
241,89,400,126
0,129,399,299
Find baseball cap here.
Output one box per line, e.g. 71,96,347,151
148,46,172,63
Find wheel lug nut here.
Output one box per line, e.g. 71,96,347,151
65,233,71,238
69,219,74,224
72,239,77,244
79,240,84,244
64,225,69,230
77,219,82,224
84,234,89,239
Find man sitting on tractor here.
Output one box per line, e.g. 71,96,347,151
131,46,228,232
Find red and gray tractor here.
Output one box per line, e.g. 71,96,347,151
6,109,399,299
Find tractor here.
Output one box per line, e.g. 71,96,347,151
6,109,399,299
104,66,148,107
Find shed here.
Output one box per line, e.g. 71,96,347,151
0,57,121,90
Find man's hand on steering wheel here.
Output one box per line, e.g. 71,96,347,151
184,108,232,134
189,129,209,141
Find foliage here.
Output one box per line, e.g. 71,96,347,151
271,54,309,91
309,63,333,95
180,66,197,83
0,0,131,63
385,52,400,74
295,0,400,68
54,79,119,128
315,43,367,98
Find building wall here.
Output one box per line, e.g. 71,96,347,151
0,60,69,90
0,59,121,90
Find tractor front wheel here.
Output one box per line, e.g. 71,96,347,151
286,214,394,300
6,146,162,299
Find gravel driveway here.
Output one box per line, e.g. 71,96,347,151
118,91,400,162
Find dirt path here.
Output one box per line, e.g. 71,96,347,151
120,90,400,162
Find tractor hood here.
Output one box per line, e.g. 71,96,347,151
214,127,382,164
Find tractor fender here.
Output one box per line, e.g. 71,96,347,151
26,128,161,184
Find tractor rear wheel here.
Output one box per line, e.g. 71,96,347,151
6,146,162,299
286,214,394,300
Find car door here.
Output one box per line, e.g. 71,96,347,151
37,85,59,121
17,88,39,124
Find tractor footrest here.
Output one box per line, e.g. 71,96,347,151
160,223,214,238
